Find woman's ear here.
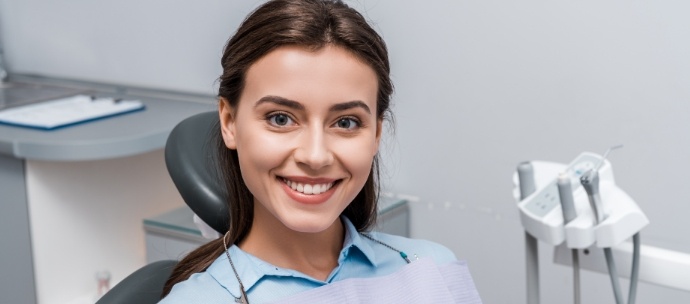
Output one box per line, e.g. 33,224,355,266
219,98,238,150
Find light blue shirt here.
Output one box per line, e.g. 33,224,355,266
160,217,456,304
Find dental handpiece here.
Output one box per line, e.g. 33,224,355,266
517,162,537,200
580,169,605,224
583,168,624,304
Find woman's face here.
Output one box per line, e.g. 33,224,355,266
220,45,381,233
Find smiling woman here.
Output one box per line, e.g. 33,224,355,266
159,0,471,303
222,46,380,239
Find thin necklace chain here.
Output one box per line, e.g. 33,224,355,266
222,232,249,304
222,231,413,304
360,233,413,263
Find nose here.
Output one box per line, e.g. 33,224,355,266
293,127,334,170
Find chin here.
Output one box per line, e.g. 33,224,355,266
279,213,340,234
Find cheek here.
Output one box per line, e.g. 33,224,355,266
235,128,292,189
239,134,284,164
331,135,377,181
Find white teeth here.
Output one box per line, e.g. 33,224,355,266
283,178,334,195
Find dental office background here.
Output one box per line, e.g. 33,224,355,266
2,0,689,303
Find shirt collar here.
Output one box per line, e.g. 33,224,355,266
340,215,378,267
207,216,379,298
207,244,286,299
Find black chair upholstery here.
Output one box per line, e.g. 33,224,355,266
98,111,228,304
164,111,229,234
95,260,177,304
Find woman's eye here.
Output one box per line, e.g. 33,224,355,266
335,117,360,130
268,113,294,127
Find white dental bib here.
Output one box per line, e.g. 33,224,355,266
269,258,482,304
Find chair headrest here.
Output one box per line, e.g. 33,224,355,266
165,111,229,234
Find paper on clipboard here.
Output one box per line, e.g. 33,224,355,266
0,94,145,130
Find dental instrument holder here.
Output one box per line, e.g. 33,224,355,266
514,152,649,303
515,152,648,249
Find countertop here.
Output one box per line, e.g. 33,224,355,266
0,75,215,161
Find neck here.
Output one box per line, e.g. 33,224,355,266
238,202,345,281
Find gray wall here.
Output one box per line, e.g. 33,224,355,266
2,0,689,303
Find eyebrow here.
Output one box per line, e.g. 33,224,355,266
329,100,371,115
254,96,304,110
254,95,372,114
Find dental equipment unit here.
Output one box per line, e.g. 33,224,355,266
514,147,648,304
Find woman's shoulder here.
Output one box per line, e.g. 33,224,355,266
365,231,457,264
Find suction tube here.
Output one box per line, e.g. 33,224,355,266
557,173,580,304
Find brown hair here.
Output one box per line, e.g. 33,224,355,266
163,0,393,296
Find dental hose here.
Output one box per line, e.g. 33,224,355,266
605,247,624,304
603,233,641,304
628,233,641,304
581,168,641,304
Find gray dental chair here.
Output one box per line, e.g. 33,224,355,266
97,111,227,304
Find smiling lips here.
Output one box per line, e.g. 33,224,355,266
280,177,339,204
